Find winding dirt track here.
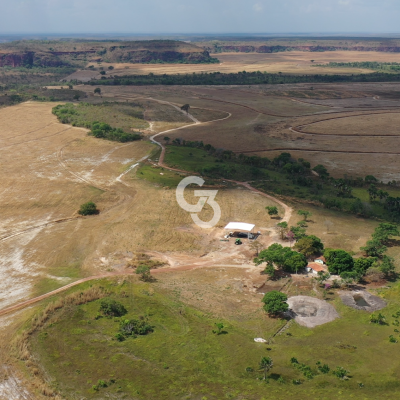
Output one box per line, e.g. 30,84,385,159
0,101,293,319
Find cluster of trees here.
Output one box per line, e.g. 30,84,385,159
314,223,399,284
256,220,398,285
88,71,400,87
90,122,142,142
254,243,308,276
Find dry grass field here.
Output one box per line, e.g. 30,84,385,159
64,51,400,82
0,101,286,313
76,82,400,181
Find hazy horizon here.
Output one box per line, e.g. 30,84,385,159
0,0,399,35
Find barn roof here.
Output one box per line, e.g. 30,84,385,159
224,222,255,232
307,262,325,272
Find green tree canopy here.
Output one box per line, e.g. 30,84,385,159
372,223,400,244
254,243,291,269
266,206,279,217
354,257,376,275
365,175,378,183
361,239,387,258
380,255,396,277
259,357,274,381
297,210,312,221
262,291,288,316
290,225,307,240
324,249,354,275
78,201,98,216
99,299,127,318
313,164,329,178
294,235,324,257
276,221,288,240
283,252,308,274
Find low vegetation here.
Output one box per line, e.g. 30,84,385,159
52,103,143,142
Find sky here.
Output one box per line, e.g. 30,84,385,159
0,0,399,34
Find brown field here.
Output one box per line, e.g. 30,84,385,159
65,50,400,82
76,82,400,181
0,101,286,313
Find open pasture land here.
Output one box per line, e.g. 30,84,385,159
67,50,400,81
0,101,286,311
80,82,400,181
20,271,400,400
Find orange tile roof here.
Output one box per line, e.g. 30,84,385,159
307,262,325,272
315,256,326,263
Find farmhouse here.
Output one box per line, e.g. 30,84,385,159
306,262,326,275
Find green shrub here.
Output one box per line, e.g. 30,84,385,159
78,202,99,216
119,317,154,337
99,299,127,318
333,366,349,379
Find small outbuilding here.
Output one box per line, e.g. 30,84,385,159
224,222,256,239
314,256,326,265
306,262,326,275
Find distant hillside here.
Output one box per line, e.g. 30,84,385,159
199,38,400,53
0,40,218,68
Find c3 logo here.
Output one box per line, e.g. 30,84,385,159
176,176,221,228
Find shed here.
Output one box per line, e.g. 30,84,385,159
315,256,326,265
224,222,255,232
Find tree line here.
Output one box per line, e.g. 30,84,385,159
87,71,400,86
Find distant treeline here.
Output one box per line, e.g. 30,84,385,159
88,71,400,86
315,62,400,71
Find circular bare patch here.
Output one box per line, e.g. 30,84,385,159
287,296,339,328
339,290,386,312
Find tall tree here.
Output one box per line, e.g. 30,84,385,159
277,222,288,240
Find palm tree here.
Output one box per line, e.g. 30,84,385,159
259,357,273,380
